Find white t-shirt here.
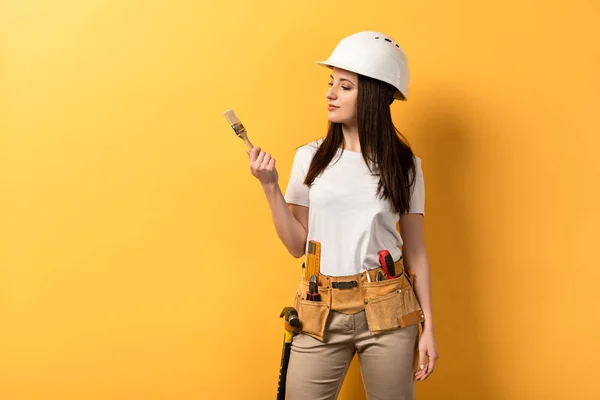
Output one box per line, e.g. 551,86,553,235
284,138,425,277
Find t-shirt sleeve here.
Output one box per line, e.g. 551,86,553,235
407,156,425,214
284,147,310,207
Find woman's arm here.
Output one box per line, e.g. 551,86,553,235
399,213,434,333
247,146,308,258
400,213,439,380
262,183,309,258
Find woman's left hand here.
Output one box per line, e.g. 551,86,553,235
415,329,439,381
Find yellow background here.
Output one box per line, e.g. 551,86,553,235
1,1,599,399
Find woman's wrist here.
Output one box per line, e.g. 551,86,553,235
262,182,279,194
423,323,434,333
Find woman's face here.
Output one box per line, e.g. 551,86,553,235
326,67,358,124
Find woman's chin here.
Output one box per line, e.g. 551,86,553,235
327,116,345,124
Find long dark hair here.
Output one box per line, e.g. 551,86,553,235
303,74,417,215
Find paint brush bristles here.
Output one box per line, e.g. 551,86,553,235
223,108,253,150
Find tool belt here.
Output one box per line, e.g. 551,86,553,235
292,258,425,341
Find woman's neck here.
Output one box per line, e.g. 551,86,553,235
341,122,360,152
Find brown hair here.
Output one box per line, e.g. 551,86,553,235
303,74,416,214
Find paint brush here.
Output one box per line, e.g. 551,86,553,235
223,109,253,150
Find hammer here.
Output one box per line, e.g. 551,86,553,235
277,307,299,400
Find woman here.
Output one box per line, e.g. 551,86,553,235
248,31,439,399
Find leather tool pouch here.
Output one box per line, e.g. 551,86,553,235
363,269,425,334
293,278,331,341
292,261,425,340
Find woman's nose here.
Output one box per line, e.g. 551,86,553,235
326,86,336,100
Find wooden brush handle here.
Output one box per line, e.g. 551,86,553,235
239,131,253,150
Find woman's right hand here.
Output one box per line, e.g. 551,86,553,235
248,146,279,187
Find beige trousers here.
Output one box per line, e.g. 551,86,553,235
285,309,419,400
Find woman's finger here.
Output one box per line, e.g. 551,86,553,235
417,354,437,381
415,356,428,380
415,349,427,376
248,146,261,162
422,368,433,380
261,153,272,168
416,349,426,376
428,353,436,374
255,150,266,166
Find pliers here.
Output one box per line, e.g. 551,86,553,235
306,274,321,301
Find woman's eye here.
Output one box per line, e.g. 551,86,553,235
328,82,350,90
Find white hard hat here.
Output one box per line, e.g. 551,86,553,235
316,31,409,101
